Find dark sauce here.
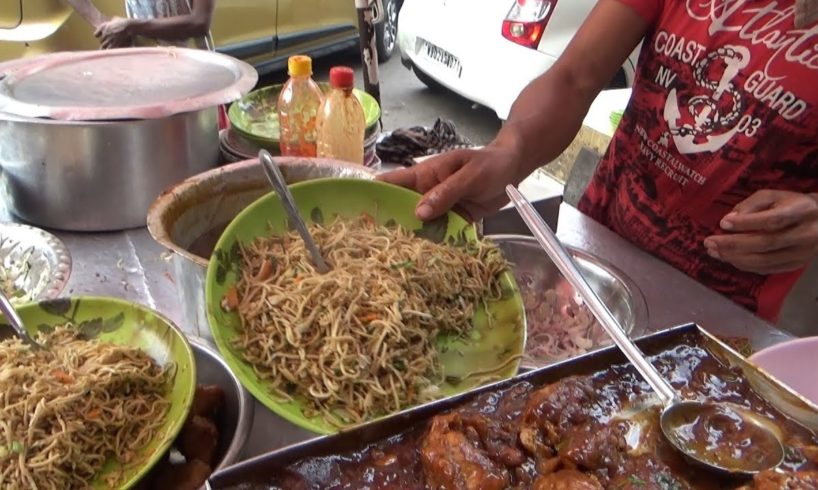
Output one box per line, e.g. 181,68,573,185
665,403,783,472
230,334,818,489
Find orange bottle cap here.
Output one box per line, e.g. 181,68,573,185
288,56,313,77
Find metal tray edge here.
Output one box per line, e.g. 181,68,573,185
207,323,818,488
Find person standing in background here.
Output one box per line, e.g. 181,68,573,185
63,0,215,49
63,0,227,128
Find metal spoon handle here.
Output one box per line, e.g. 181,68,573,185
506,185,676,404
0,290,39,349
259,150,330,274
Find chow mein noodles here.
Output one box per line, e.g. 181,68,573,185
224,215,508,427
0,327,171,489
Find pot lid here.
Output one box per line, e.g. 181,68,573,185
0,47,257,121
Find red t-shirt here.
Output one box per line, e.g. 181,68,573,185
578,0,818,322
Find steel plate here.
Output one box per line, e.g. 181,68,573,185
0,222,71,304
0,47,257,121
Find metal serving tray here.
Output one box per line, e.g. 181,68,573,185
207,324,818,488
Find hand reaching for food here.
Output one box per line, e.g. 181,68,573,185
378,144,526,222
704,190,818,275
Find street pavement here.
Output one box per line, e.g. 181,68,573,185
259,49,502,146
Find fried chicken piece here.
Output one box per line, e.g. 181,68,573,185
179,415,219,464
558,420,630,472
751,470,818,490
191,384,226,418
608,455,692,490
532,469,602,490
519,377,601,458
420,413,510,490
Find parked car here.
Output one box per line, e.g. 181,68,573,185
0,0,402,72
397,0,640,120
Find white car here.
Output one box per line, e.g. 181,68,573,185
398,0,640,120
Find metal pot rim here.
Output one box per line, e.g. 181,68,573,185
0,109,211,127
187,336,255,471
147,157,376,268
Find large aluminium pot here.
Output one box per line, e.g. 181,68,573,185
147,157,375,340
0,109,219,231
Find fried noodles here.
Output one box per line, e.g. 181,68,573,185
0,327,172,489
225,215,509,427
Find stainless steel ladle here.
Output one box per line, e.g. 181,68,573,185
506,185,784,477
258,150,330,274
0,289,41,349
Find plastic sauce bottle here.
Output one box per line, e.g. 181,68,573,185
277,55,324,157
316,66,366,165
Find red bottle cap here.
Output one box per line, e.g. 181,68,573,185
329,66,355,89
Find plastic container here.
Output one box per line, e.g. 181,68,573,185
277,55,324,157
316,66,366,165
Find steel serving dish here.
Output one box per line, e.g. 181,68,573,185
147,157,375,339
206,324,818,488
0,48,257,232
189,337,254,471
0,109,220,231
487,234,648,368
0,222,71,304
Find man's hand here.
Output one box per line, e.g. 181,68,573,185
704,190,818,274
378,145,524,222
95,17,136,49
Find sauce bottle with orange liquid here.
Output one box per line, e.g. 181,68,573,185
277,55,324,157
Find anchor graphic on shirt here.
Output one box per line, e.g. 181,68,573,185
663,45,751,154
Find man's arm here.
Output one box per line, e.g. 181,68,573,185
496,0,651,182
123,0,215,40
62,0,108,28
380,0,653,220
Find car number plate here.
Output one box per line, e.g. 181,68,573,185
418,39,462,77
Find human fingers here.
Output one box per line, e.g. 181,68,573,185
377,150,470,193
705,223,818,274
704,231,798,256
710,246,813,275
415,165,480,221
721,191,818,232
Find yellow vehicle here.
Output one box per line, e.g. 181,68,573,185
0,0,401,72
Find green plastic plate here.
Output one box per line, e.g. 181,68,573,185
227,83,381,148
0,296,196,490
205,179,526,435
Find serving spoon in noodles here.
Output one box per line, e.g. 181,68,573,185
505,185,785,478
0,289,41,348
259,150,330,273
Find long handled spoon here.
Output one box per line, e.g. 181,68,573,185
506,184,784,477
259,150,330,274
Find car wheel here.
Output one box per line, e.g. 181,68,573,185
376,0,399,61
413,66,445,92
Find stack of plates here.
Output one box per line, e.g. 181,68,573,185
219,129,274,163
219,126,381,169
226,83,382,169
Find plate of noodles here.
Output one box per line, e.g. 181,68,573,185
205,178,526,434
0,296,196,489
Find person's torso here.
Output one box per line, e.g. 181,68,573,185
124,0,210,49
579,0,818,320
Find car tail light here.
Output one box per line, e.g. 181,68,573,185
501,0,556,49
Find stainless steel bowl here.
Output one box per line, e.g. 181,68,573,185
0,109,220,232
0,222,71,304
487,234,648,369
189,337,254,470
147,157,375,339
